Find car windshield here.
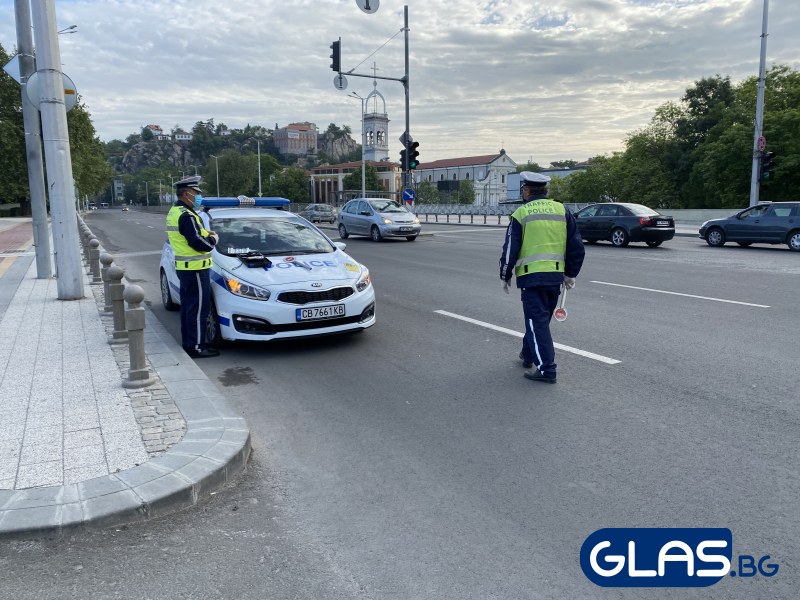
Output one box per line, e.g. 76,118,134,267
212,217,334,256
368,200,407,213
623,204,660,217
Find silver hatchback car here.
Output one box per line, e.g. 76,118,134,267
338,198,422,242
299,203,337,224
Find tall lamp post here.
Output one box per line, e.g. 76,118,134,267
144,181,149,206
210,155,220,196
257,140,262,196
348,91,367,199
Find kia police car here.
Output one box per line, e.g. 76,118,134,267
160,197,376,345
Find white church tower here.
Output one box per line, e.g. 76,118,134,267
363,79,390,162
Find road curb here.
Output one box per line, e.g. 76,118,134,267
0,300,251,539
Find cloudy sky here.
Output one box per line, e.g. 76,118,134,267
1,0,798,166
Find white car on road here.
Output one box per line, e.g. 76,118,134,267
160,197,376,345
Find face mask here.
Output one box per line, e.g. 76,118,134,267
192,194,203,209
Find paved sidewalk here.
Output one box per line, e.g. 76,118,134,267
0,218,251,537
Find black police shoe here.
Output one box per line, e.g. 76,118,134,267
523,369,557,384
518,351,533,369
186,348,220,358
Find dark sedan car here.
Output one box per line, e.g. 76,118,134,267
573,203,675,247
699,201,800,251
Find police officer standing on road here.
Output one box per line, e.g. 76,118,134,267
166,176,220,358
499,172,585,384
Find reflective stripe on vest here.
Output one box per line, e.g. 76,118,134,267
166,206,213,271
511,199,567,276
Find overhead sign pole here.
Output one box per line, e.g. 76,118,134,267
13,0,52,278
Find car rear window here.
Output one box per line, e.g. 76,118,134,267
623,204,660,216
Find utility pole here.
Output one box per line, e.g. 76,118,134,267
30,0,82,298
749,0,769,207
14,0,52,278
402,5,410,191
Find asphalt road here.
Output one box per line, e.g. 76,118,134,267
2,209,798,599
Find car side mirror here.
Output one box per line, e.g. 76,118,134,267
334,241,347,251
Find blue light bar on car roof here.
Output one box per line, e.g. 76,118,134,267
201,196,291,208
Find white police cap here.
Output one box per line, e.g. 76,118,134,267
520,171,551,186
174,175,202,192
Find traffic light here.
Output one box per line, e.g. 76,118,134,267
329,40,341,73
761,150,776,181
408,141,420,170
399,148,408,171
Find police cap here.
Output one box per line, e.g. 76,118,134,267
520,171,551,187
174,175,202,193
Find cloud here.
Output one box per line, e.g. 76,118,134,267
1,0,798,166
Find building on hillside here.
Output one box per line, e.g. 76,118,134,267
173,130,192,142
412,150,517,205
145,124,170,141
274,122,319,156
309,160,402,205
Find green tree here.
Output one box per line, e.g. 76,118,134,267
342,164,380,192
68,100,115,200
515,161,543,173
266,167,310,203
456,179,475,204
415,180,440,204
0,43,27,212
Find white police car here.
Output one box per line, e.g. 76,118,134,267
159,197,376,344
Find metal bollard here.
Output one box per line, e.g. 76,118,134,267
100,253,114,312
107,265,128,343
122,285,156,388
89,239,102,283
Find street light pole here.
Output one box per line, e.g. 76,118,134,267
145,181,149,206
211,155,220,196
348,92,367,199
257,140,262,196
13,0,51,278
749,0,769,207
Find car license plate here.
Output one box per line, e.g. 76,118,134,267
656,220,669,226
400,226,412,232
296,304,345,321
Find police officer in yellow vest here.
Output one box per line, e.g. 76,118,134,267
167,176,220,358
499,172,585,383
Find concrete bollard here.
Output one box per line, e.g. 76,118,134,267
100,253,114,312
89,239,102,284
122,285,156,388
107,265,128,343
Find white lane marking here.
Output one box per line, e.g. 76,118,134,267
147,225,155,229
424,228,504,234
434,310,622,365
590,281,770,308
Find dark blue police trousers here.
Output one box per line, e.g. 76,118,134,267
177,268,212,352
519,286,561,377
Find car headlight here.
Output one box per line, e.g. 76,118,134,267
224,277,270,300
382,218,392,225
413,217,420,224
356,268,371,292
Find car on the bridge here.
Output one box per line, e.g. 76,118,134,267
573,202,675,247
338,198,421,242
699,201,800,251
299,203,337,224
121,206,129,211
160,196,376,345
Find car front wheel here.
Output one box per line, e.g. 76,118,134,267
338,223,349,239
160,269,179,311
706,228,726,247
206,301,222,348
610,228,629,247
788,230,800,252
370,226,383,242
